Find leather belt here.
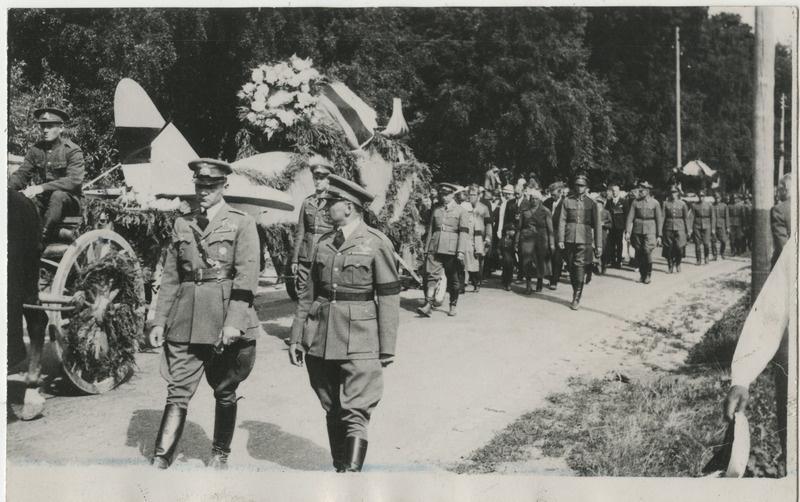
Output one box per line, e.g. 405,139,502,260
181,267,234,283
316,288,375,302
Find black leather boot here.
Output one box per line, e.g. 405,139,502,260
536,278,543,292
209,402,237,469
327,419,347,472
643,263,651,284
344,436,368,472
524,278,533,295
152,404,187,469
571,284,583,311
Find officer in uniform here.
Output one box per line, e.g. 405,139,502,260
558,174,602,310
625,181,663,283
9,107,85,242
417,183,470,317
291,155,335,294
288,175,400,473
691,189,716,265
711,192,730,260
661,185,690,273
148,158,260,469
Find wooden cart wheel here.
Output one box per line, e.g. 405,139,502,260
48,229,145,394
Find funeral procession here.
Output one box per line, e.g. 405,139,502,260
5,6,798,501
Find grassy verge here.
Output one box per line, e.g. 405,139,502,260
454,295,784,477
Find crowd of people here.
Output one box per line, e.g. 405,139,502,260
415,168,771,315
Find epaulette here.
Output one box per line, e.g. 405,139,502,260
366,225,393,246
228,206,246,215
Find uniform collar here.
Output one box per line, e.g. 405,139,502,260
205,199,225,222
337,217,362,241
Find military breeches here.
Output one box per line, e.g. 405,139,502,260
425,254,462,305
693,228,711,259
661,231,685,261
35,190,81,241
306,355,383,440
713,227,728,255
160,339,256,408
630,233,656,265
563,243,592,290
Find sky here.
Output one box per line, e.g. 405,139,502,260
707,5,796,45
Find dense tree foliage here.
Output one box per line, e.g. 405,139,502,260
7,7,792,191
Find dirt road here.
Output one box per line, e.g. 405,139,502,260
7,253,750,475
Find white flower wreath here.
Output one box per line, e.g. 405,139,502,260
237,54,322,139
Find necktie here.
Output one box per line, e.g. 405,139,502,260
197,209,209,231
333,229,345,249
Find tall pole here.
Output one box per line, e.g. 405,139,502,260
751,7,775,301
779,93,786,178
676,27,682,171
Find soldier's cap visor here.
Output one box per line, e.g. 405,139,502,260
439,182,459,194
318,175,373,207
189,158,232,184
34,107,69,123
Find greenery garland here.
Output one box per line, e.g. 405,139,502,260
63,250,144,384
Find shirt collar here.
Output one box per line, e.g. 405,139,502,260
338,218,361,240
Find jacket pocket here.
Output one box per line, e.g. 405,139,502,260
342,254,372,286
208,230,236,262
347,303,379,354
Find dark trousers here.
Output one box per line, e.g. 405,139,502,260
160,340,256,408
550,247,564,286
563,243,591,290
35,190,81,241
423,254,463,306
693,228,711,261
501,244,515,287
608,227,625,266
306,355,383,440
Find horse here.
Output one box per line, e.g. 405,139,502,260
8,188,47,420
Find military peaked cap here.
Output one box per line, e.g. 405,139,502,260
189,158,232,185
319,174,374,207
34,107,69,124
573,174,589,186
308,154,334,175
638,181,654,190
438,183,459,194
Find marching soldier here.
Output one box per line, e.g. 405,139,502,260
148,159,261,469
625,181,663,283
712,192,730,260
418,183,470,317
661,185,690,273
289,175,400,473
691,189,716,265
291,156,335,294
557,174,602,310
9,107,85,242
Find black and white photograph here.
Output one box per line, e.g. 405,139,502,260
4,3,798,501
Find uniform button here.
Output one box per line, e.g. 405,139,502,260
337,252,342,256
333,267,339,272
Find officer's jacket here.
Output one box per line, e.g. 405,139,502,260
692,201,716,230
729,202,745,227
9,137,85,194
424,202,470,256
713,202,729,229
471,201,493,254
662,199,690,235
155,202,261,344
605,197,629,229
292,194,334,263
558,194,602,247
290,220,400,360
626,196,664,237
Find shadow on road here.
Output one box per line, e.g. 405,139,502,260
239,420,331,471
126,409,212,466
261,321,291,341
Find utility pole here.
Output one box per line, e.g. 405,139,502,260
675,27,682,172
779,93,786,178
751,7,776,301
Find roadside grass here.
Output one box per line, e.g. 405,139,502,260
454,294,784,477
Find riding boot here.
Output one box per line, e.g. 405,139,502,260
571,284,583,311
152,404,187,469
344,436,368,472
209,402,237,469
524,278,532,295
326,418,347,472
667,258,673,274
417,287,434,317
643,263,651,284
536,278,543,292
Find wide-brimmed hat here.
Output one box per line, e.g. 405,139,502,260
501,184,515,194
638,181,654,190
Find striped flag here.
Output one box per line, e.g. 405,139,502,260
318,82,378,150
